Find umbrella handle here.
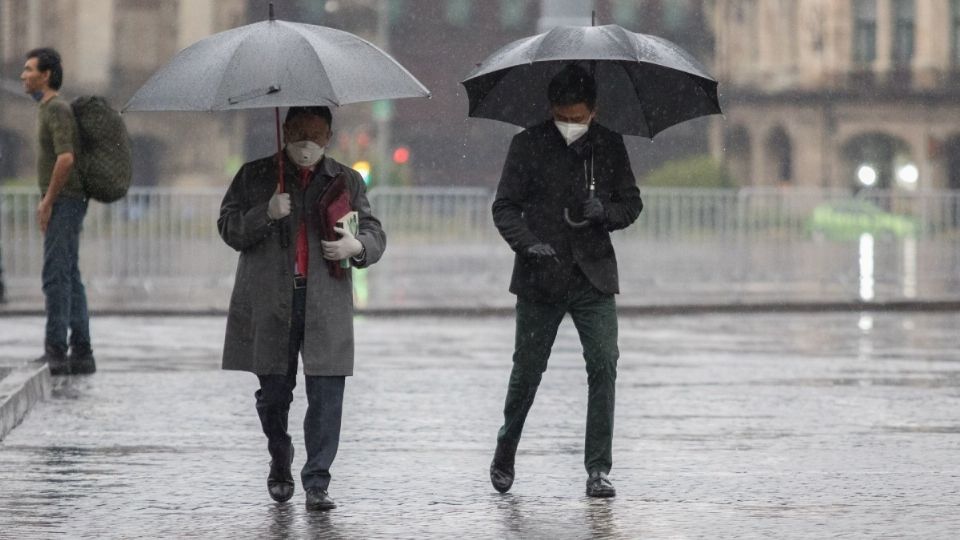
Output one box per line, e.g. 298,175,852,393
565,181,596,228
564,208,590,229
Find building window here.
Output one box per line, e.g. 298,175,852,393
663,0,690,33
952,0,960,65
612,0,637,26
891,0,914,66
766,127,793,184
445,0,471,27
853,0,877,65
499,0,528,30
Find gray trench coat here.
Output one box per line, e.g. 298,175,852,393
218,154,385,376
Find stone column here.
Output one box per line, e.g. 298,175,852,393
874,0,893,72
74,0,114,93
177,0,215,52
913,0,949,87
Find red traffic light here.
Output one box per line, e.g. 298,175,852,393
392,146,410,164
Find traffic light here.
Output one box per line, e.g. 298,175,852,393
392,146,410,165
352,160,371,184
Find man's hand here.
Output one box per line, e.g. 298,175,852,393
582,198,604,224
267,187,291,220
526,243,556,257
322,226,363,261
37,199,53,233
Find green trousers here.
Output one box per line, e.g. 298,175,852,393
496,282,619,475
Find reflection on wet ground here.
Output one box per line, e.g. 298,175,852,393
1,312,959,538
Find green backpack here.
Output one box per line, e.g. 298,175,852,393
71,96,132,203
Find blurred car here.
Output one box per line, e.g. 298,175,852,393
808,199,917,241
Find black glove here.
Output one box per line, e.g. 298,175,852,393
526,243,557,257
582,198,605,224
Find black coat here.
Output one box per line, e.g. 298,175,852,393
492,121,642,302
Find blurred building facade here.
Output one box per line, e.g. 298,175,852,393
0,0,247,186
290,0,715,187
2,0,716,189
711,0,960,191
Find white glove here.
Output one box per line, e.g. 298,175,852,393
322,226,363,261
267,189,291,220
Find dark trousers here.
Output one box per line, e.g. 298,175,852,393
496,274,619,475
42,197,90,353
256,287,345,491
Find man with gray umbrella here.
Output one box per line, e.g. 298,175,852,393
218,106,385,511
489,65,642,498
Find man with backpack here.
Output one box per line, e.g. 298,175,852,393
21,47,95,375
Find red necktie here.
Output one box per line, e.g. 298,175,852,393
295,168,311,276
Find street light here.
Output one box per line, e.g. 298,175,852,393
857,164,877,187
896,163,918,189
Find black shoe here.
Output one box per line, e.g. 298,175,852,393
68,345,96,375
490,441,516,493
304,488,336,511
490,460,515,493
35,346,70,376
267,445,295,503
585,471,616,498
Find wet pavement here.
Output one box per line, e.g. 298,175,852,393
1,312,959,538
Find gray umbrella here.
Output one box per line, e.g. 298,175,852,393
461,24,720,138
123,9,429,111
123,5,429,246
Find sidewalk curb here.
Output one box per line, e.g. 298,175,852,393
2,300,960,318
0,362,51,441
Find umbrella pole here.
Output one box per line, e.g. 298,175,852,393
275,106,285,193
275,106,289,248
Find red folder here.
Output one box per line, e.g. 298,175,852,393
316,175,352,279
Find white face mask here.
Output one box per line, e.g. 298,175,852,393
554,120,590,145
285,140,325,167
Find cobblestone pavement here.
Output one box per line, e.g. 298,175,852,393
1,312,959,539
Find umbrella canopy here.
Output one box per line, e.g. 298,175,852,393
461,24,721,138
124,17,430,112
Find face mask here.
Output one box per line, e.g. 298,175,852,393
30,90,44,102
285,140,325,167
555,120,590,145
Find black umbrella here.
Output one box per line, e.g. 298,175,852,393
461,24,721,138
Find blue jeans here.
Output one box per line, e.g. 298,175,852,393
42,197,90,353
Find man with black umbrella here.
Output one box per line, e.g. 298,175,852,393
489,65,642,498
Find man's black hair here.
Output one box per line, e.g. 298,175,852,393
26,47,63,90
285,106,333,129
547,64,597,109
